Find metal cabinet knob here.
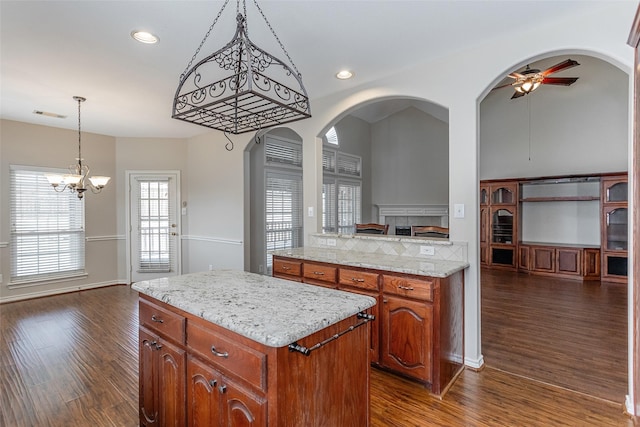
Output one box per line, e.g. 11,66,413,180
209,379,217,388
218,384,227,394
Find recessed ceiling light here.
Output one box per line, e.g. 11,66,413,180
336,70,354,80
131,30,159,44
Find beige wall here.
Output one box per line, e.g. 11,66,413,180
0,119,118,301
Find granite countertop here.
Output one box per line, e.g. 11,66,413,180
131,270,376,348
271,247,469,278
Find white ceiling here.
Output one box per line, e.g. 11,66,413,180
0,1,600,139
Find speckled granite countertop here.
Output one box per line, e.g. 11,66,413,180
270,247,468,278
131,270,376,348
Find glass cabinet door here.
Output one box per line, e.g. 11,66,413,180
491,208,514,244
480,187,488,206
605,181,628,203
605,207,628,251
491,186,516,205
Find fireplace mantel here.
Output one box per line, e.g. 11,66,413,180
377,204,449,227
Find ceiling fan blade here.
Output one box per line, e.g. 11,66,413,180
492,82,515,91
541,76,579,86
511,91,525,99
541,59,580,76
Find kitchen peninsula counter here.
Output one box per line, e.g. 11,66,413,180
132,269,375,426
270,246,468,278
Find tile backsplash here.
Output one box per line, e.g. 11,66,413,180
309,233,467,262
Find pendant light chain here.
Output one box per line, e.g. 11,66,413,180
251,0,301,77
180,0,232,80
77,97,83,168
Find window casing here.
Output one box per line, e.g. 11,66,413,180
264,138,303,272
322,147,362,234
10,166,85,284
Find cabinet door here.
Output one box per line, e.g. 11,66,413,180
603,206,628,252
140,328,159,426
531,247,555,273
187,356,222,427
490,183,517,205
480,206,489,245
490,207,515,244
381,296,432,383
158,339,187,427
341,288,380,364
480,185,489,206
518,246,530,271
222,382,267,427
603,178,628,204
556,248,581,276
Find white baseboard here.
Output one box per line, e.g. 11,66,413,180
626,394,635,416
0,280,125,304
464,354,485,370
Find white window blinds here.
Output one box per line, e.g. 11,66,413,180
137,178,174,273
337,152,361,177
338,181,362,234
10,166,85,283
265,139,303,167
322,179,337,233
265,171,303,268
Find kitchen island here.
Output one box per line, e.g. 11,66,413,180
132,270,376,426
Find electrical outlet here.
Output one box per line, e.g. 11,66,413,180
327,238,337,247
308,206,314,217
420,245,435,256
454,203,465,218
258,264,264,273
209,264,214,271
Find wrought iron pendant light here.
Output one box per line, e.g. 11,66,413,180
46,96,111,199
172,0,311,144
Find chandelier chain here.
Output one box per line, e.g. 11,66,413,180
251,0,301,76
180,0,232,80
77,97,82,167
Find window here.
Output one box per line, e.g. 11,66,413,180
322,147,362,234
10,166,85,284
264,137,303,272
325,126,339,146
137,179,173,272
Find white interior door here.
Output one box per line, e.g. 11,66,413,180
128,172,181,283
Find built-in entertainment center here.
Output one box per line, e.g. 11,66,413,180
480,173,628,283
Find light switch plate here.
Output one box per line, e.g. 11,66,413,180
308,206,314,217
454,203,465,218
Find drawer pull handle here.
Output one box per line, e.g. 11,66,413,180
211,345,229,358
313,271,325,276
151,315,164,323
282,266,290,270
398,285,414,291
351,278,365,282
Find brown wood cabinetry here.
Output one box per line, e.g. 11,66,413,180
518,243,600,281
302,261,338,288
273,255,464,396
601,175,628,283
139,300,187,426
138,293,370,426
479,181,518,269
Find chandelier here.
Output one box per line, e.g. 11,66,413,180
46,96,111,199
172,0,311,146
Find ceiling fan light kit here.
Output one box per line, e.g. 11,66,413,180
172,0,311,141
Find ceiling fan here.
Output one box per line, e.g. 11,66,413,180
494,59,580,99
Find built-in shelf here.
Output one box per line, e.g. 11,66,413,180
520,196,600,202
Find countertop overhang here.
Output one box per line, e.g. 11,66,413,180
132,270,376,348
271,247,469,278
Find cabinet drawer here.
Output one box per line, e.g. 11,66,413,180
187,322,267,392
339,268,379,291
303,262,337,284
273,258,302,277
139,298,186,344
382,275,433,302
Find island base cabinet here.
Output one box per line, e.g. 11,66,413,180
139,327,187,427
187,356,266,427
381,296,433,384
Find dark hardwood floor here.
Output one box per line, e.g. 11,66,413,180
0,281,633,426
481,268,628,404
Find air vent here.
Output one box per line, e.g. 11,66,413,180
33,110,66,119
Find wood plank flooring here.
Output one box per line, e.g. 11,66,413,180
481,268,628,404
0,281,633,426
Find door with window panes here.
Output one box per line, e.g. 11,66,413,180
322,148,362,234
129,173,181,282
